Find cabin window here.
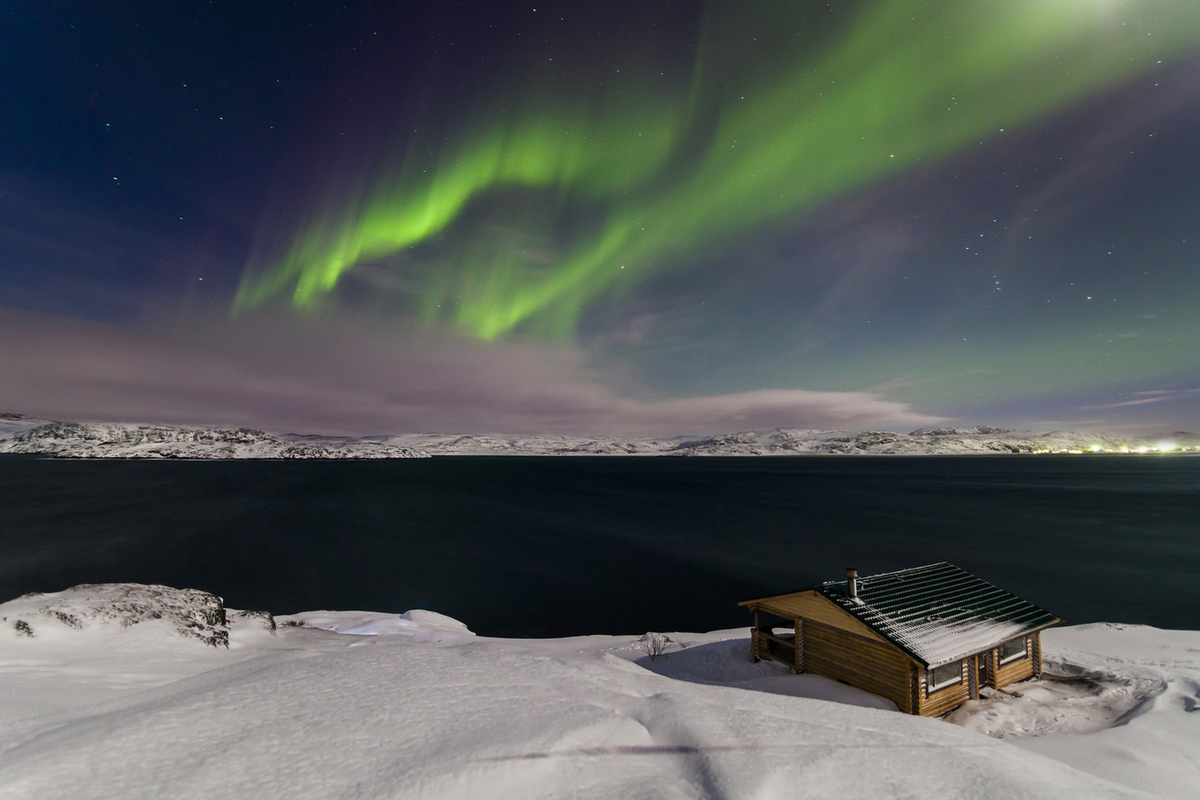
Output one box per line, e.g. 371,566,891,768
998,637,1027,664
927,661,962,693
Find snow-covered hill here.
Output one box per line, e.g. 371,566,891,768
387,425,1190,456
382,431,690,455
0,412,54,435
668,426,1149,455
1,583,1196,799
2,414,1193,458
0,421,428,459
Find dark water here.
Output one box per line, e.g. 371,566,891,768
1,455,1197,637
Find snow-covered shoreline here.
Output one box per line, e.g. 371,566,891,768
0,416,427,459
3,413,1196,458
2,584,1196,799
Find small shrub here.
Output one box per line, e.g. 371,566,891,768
53,611,83,629
14,619,34,637
637,632,672,661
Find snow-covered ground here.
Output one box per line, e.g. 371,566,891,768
2,585,1196,799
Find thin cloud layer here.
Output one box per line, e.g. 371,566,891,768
0,309,943,437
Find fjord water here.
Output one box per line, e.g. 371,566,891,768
1,455,1196,637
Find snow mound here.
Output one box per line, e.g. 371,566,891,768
277,608,476,644
0,583,236,647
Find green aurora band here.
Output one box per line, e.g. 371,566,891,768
235,0,1200,341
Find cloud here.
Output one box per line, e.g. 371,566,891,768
1080,388,1200,411
0,308,944,436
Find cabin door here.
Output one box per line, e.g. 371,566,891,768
979,648,996,688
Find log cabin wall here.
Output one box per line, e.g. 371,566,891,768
918,659,972,717
800,617,915,712
993,635,1036,689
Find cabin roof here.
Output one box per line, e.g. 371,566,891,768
815,562,1060,667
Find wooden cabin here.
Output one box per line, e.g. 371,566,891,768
739,562,1060,717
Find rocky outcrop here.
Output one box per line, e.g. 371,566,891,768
0,583,251,647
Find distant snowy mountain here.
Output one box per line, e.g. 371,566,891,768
0,421,428,459
2,415,1191,458
0,412,54,435
382,431,689,455
386,425,1183,456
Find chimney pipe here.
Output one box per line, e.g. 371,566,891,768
847,568,859,599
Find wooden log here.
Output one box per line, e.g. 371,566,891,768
994,636,1035,688
921,683,970,717
801,655,910,690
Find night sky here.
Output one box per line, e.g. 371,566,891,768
2,1,1198,436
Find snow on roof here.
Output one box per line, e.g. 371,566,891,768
818,562,1060,667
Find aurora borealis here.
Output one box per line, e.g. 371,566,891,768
2,1,1200,435
237,0,1200,343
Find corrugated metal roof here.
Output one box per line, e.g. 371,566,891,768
816,562,1060,667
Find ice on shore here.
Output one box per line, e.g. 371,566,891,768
2,586,1197,799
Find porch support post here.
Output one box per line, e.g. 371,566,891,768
793,617,802,674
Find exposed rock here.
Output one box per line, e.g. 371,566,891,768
0,583,237,647
233,609,277,634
